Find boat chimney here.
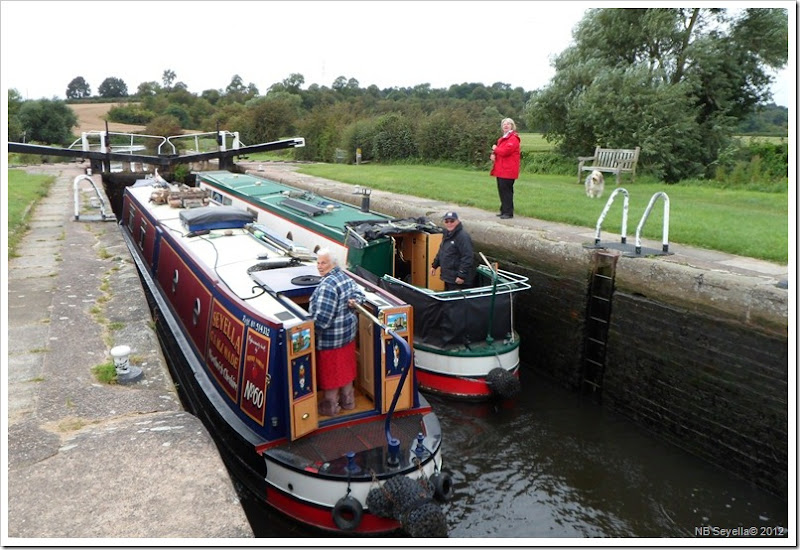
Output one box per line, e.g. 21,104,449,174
353,187,371,212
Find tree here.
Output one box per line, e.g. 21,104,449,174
224,75,258,103
98,77,128,98
136,81,161,97
7,89,24,142
15,98,78,145
282,73,305,93
145,115,182,140
526,8,788,181
66,77,91,99
162,69,176,90
236,93,302,144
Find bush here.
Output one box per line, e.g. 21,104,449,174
416,108,496,167
521,152,575,176
340,118,379,163
107,104,156,125
372,113,418,161
713,139,788,186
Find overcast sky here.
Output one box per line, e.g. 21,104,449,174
0,1,794,107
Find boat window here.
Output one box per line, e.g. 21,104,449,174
138,221,146,250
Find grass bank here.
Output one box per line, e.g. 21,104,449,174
7,169,55,258
294,163,788,264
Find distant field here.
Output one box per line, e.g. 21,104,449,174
735,135,788,145
519,133,553,153
517,132,786,153
69,102,146,134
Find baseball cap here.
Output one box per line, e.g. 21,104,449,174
442,211,458,220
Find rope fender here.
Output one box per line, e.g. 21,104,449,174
366,475,449,537
486,367,521,399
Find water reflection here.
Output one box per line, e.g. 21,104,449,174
433,366,788,539
241,366,788,540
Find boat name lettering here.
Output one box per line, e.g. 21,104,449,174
209,331,241,374
212,311,243,352
243,379,265,409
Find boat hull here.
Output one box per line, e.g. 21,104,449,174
414,342,520,399
119,183,447,535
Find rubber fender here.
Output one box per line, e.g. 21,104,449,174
430,471,454,502
332,495,363,531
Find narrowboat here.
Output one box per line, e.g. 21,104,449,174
196,170,531,400
119,177,451,536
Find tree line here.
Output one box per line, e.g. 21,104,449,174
8,8,788,183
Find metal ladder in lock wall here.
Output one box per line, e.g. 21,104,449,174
581,251,618,398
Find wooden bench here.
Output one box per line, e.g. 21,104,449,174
578,146,640,185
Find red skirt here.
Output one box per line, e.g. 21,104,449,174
316,340,357,390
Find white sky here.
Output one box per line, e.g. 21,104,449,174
0,1,794,106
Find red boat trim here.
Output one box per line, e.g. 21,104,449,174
266,483,401,534
416,367,520,399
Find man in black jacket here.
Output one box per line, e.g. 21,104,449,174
430,211,475,291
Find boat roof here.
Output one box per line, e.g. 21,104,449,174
197,170,441,242
125,183,395,326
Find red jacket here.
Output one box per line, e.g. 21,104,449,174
490,131,521,180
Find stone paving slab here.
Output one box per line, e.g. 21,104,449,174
5,163,253,541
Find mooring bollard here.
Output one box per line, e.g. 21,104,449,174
110,344,144,384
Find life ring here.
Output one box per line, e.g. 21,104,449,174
430,471,454,502
332,495,363,531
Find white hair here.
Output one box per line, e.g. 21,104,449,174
316,248,338,265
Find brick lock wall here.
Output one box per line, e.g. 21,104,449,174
602,293,788,497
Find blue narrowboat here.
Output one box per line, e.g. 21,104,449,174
119,178,451,536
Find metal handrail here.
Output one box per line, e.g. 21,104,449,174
382,267,530,301
594,187,630,245
635,192,670,254
351,302,412,459
73,174,114,221
69,130,168,154
164,130,247,155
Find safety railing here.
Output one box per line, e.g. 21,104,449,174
73,174,115,222
635,192,670,254
593,187,630,245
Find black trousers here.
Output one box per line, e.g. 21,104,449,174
497,177,515,216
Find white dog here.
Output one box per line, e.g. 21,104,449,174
585,170,605,198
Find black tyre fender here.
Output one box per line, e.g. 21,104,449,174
430,471,454,502
332,495,363,531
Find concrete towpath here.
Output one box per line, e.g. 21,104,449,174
5,162,253,540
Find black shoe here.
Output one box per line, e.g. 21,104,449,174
495,213,503,217
500,215,513,219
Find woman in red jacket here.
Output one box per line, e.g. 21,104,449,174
490,118,521,219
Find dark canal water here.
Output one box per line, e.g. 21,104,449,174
239,366,789,540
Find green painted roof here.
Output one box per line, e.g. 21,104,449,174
197,171,391,241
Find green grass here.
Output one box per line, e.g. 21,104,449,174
296,163,788,264
519,132,554,153
91,361,118,384
7,169,55,257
